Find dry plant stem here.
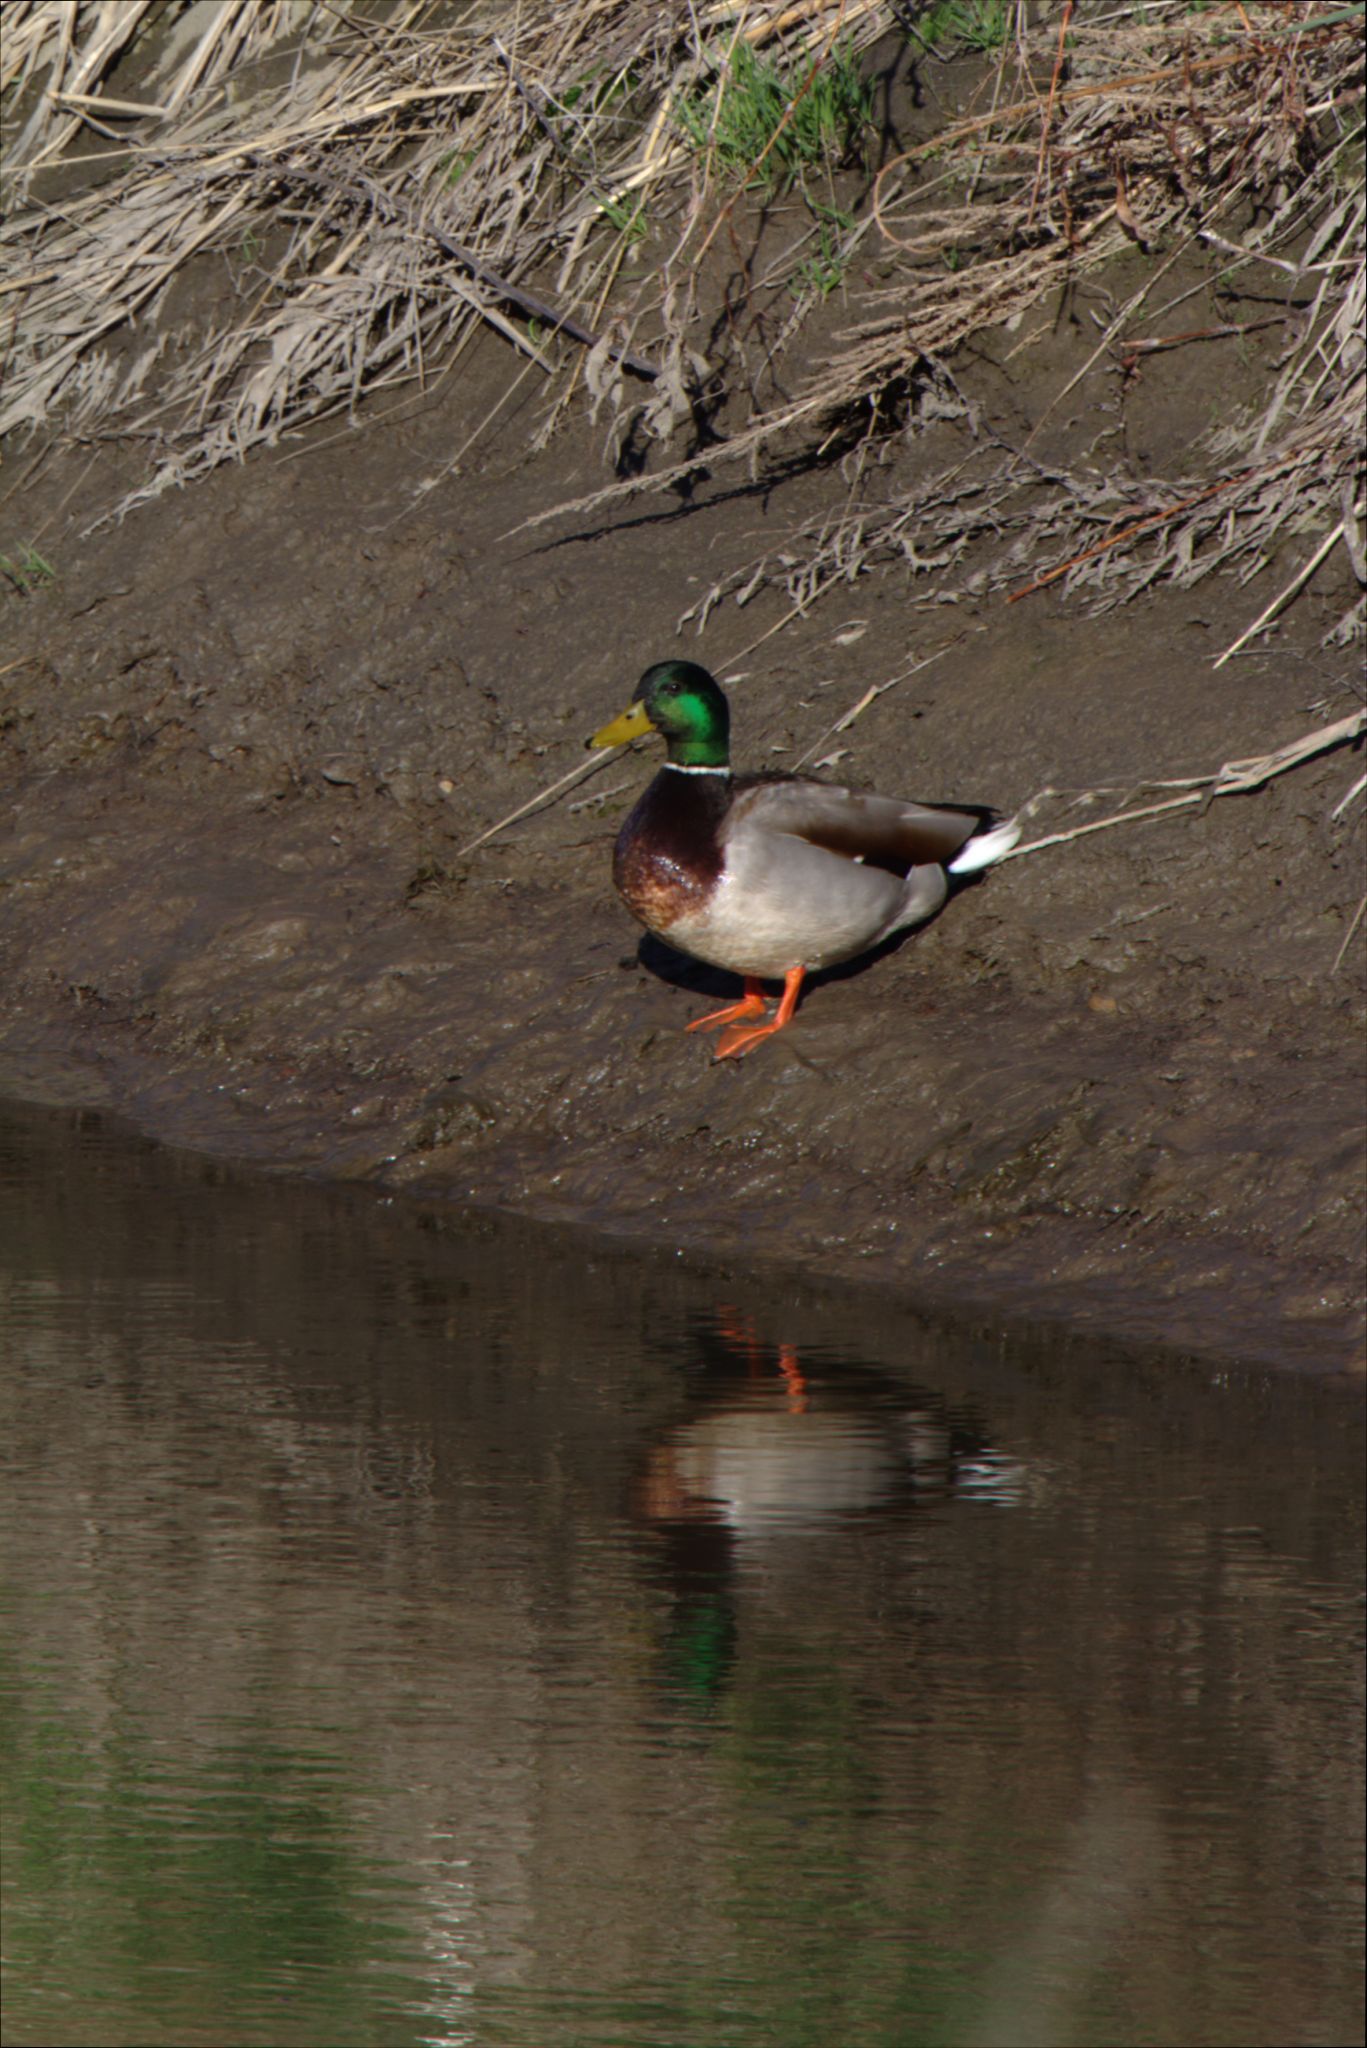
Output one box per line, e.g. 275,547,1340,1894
1197,227,1307,278
1008,470,1255,603
1331,893,1366,975
899,36,1334,161
793,644,955,767
1005,788,1230,858
450,751,622,862
8,0,153,180
239,156,660,381
1212,519,1348,667
1333,772,1367,820
1000,710,1367,863
51,89,170,118
1026,1,1072,229
724,604,816,665
1022,235,1195,449
1119,319,1287,359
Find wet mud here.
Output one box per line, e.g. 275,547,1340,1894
2,214,1363,1373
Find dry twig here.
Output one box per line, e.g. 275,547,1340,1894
1001,709,1367,860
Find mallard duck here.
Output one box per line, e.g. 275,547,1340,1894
588,661,1019,1058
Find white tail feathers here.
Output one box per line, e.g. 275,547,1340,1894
948,817,1021,876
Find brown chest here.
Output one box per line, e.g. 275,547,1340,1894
612,771,727,935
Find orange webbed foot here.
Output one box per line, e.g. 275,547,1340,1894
714,1017,784,1059
711,966,806,1060
686,978,767,1034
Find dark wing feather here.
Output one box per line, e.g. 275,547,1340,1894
729,775,993,878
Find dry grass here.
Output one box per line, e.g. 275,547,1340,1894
0,0,889,525
1001,705,1367,860
567,2,1359,654
1,0,1362,652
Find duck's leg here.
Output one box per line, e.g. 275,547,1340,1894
714,967,806,1060
686,978,768,1035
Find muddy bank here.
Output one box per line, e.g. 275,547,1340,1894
1,344,1362,1372
2,32,1364,1372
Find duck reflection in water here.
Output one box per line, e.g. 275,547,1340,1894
631,1310,1030,1701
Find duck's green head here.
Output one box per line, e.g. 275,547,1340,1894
589,661,730,769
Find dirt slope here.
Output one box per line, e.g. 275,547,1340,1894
2,179,1363,1372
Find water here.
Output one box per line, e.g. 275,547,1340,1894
1,1099,1362,2048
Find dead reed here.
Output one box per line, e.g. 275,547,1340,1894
563,3,1362,654
2,0,1362,655
1,0,888,523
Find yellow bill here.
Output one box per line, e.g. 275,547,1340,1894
588,700,655,749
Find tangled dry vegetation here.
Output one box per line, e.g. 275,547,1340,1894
665,1,1366,653
1,0,1363,648
0,0,891,521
